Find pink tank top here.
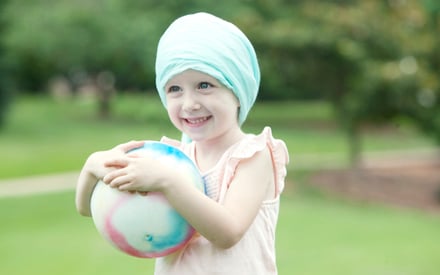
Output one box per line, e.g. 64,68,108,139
155,127,289,275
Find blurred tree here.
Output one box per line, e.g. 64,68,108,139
414,0,440,145
0,0,10,129
3,0,160,91
246,0,439,166
1,0,439,158
1,0,253,92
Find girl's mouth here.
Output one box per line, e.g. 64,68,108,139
184,116,211,126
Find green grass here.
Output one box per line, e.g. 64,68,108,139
0,94,180,178
277,190,440,275
0,94,439,274
1,189,439,275
0,192,154,274
0,95,436,178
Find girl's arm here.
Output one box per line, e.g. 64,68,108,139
75,152,106,217
103,146,274,249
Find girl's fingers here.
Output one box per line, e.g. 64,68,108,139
117,140,145,153
104,157,129,168
127,152,141,158
109,175,130,188
103,169,126,184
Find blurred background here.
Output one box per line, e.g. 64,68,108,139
0,0,439,274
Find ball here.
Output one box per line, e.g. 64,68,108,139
90,141,205,258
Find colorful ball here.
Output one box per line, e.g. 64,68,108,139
90,141,205,258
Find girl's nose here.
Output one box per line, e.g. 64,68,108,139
182,92,201,111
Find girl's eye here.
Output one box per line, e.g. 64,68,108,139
168,85,181,93
198,82,212,89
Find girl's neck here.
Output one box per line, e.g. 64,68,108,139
194,128,246,172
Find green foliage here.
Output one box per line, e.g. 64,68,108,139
1,0,251,91
246,0,440,161
3,0,164,90
2,0,439,159
0,0,10,128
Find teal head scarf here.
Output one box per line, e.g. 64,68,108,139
155,12,260,126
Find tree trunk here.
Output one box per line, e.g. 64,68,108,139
347,124,363,170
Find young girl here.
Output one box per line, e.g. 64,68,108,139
76,12,289,275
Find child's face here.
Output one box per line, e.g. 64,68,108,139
165,69,240,142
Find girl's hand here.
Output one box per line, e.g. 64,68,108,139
75,140,145,216
88,140,145,178
102,154,170,193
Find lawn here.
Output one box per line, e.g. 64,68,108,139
0,94,439,274
0,94,435,178
1,189,440,275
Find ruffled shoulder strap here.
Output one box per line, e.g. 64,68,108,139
219,127,289,201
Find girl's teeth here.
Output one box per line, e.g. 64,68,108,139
188,117,207,124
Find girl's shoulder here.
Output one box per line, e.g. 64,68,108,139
225,126,289,198
233,126,289,162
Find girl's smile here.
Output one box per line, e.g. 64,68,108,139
182,115,213,128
